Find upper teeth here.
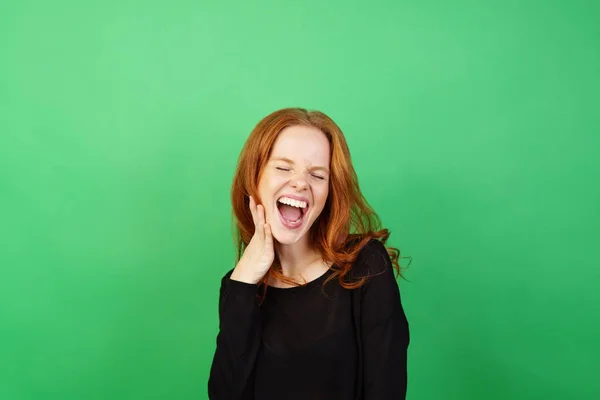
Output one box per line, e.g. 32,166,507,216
278,196,308,209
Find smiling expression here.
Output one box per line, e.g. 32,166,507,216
257,125,331,245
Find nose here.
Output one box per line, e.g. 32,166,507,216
291,171,308,191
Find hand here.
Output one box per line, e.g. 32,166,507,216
230,196,275,284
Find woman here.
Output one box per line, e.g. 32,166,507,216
208,108,410,399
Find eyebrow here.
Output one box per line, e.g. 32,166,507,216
271,157,330,173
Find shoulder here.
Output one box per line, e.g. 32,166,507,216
349,238,393,281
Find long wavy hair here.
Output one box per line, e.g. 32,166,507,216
231,107,403,291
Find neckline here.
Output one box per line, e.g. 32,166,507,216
265,265,333,292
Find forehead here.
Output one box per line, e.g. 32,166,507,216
270,125,330,165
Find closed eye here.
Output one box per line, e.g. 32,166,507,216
312,174,325,180
276,167,291,171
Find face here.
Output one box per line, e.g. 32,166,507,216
257,125,331,245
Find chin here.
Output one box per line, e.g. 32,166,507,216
271,226,308,245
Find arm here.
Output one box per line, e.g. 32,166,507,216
208,270,261,400
360,240,410,399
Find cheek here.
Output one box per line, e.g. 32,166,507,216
313,186,329,210
257,175,285,214
257,173,278,198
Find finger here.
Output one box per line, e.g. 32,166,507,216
248,196,258,227
264,223,273,248
255,204,265,236
259,202,266,225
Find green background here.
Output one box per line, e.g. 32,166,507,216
1,1,598,399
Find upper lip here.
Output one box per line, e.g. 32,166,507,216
277,194,310,212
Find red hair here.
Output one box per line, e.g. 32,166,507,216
231,107,402,291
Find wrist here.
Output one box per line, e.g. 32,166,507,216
230,267,262,285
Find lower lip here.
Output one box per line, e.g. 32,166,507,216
277,207,306,230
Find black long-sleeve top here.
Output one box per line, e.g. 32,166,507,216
208,239,410,400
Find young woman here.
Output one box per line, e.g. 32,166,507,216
208,108,410,400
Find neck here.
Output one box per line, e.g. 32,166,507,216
274,235,325,281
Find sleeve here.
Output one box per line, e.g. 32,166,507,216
208,269,262,400
359,240,410,399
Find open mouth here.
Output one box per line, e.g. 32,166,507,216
276,196,309,229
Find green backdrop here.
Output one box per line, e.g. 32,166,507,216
1,1,598,399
